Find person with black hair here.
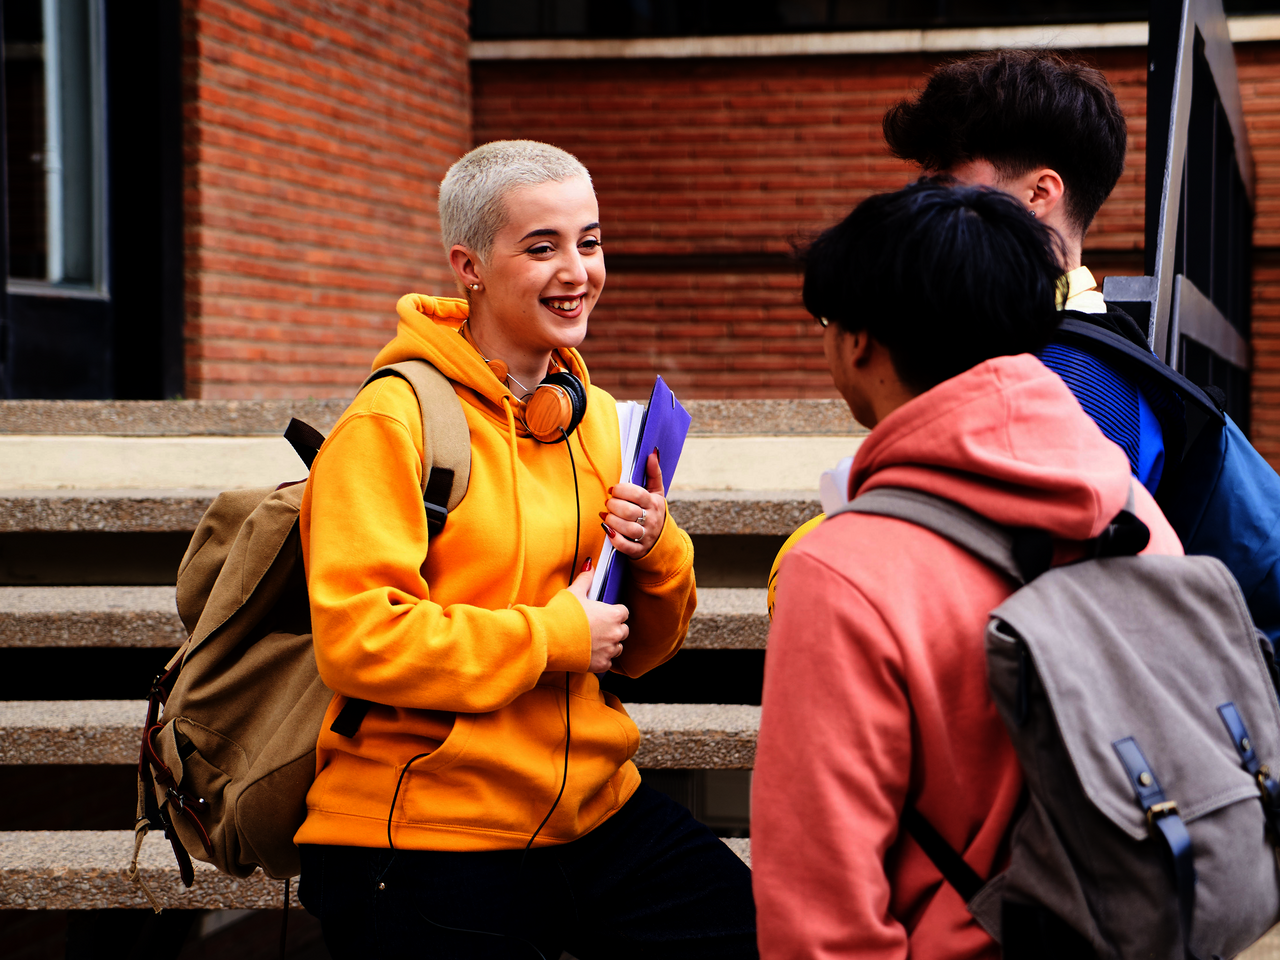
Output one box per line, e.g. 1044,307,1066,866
882,48,1280,643
751,182,1184,959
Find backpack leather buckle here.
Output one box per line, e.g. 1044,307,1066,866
1147,800,1179,826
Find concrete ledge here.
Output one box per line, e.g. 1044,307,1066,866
0,490,821,536
0,491,215,533
625,703,760,769
684,588,767,650
0,399,857,437
0,435,859,493
0,831,305,910
0,586,765,650
0,701,145,765
0,701,760,769
0,587,185,648
671,491,822,536
0,830,751,909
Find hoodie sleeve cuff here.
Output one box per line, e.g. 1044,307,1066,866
542,589,594,674
630,510,692,586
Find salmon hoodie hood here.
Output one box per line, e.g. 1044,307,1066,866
375,293,591,434
849,352,1141,542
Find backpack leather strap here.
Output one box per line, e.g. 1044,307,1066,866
361,360,471,537
900,803,984,902
1113,737,1198,958
330,361,472,740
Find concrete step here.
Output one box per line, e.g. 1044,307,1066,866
0,586,767,650
0,701,760,769
0,398,858,437
0,399,863,494
0,489,822,536
0,436,860,494
0,830,752,909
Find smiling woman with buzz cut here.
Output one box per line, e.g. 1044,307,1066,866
293,140,758,960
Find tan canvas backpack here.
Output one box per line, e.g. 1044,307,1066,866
129,361,470,910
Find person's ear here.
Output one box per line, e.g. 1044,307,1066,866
846,329,875,368
1027,169,1065,222
449,245,483,292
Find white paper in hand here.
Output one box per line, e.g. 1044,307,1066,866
587,401,644,602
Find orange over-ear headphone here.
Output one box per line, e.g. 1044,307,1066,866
461,321,587,444
521,370,588,443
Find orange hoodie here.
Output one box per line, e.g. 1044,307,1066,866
752,354,1183,960
295,294,696,852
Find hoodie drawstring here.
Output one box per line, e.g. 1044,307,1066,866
501,397,527,609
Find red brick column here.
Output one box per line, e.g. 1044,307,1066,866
181,0,470,398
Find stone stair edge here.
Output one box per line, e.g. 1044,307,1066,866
0,490,822,535
0,399,861,438
0,700,761,769
0,830,750,909
0,586,767,650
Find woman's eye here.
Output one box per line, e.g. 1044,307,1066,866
580,238,602,251
527,244,553,256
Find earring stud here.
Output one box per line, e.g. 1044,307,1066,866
470,283,480,290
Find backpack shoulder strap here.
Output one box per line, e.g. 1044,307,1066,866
362,359,471,536
829,487,1027,585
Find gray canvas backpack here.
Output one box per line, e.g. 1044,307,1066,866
832,486,1280,960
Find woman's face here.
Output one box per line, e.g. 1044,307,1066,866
477,176,605,354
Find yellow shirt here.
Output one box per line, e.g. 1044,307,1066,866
1063,265,1107,315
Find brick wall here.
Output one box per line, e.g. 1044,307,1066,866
473,42,1280,471
1240,44,1280,464
473,48,1150,401
181,0,470,398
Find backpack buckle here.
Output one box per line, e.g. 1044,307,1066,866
1147,800,1179,826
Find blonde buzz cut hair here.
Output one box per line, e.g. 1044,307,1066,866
439,140,592,265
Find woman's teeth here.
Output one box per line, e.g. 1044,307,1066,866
547,298,582,311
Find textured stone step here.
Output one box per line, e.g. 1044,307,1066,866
0,587,185,648
0,586,766,650
0,701,760,769
0,398,857,437
0,489,821,536
0,830,752,909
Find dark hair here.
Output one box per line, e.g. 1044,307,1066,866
882,50,1126,234
801,182,1065,392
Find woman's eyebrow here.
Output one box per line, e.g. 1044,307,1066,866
517,222,602,242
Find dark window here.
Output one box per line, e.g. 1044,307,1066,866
1,0,183,400
472,0,1280,39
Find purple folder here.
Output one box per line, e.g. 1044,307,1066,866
597,376,692,604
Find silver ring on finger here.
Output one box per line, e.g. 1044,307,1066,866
637,509,646,526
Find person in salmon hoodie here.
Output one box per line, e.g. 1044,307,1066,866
751,182,1184,959
295,141,757,959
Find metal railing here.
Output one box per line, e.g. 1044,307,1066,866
1104,0,1255,427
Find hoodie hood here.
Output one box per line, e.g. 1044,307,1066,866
374,294,592,433
849,353,1133,542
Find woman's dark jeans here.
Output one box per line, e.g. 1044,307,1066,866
299,783,758,959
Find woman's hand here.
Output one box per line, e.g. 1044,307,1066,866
602,450,667,560
567,563,630,673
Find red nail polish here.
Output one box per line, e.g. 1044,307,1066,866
601,522,614,539
598,511,609,521
583,557,592,572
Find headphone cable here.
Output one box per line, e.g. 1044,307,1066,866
520,428,580,868
376,426,581,955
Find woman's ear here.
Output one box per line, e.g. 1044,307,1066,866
449,245,483,292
